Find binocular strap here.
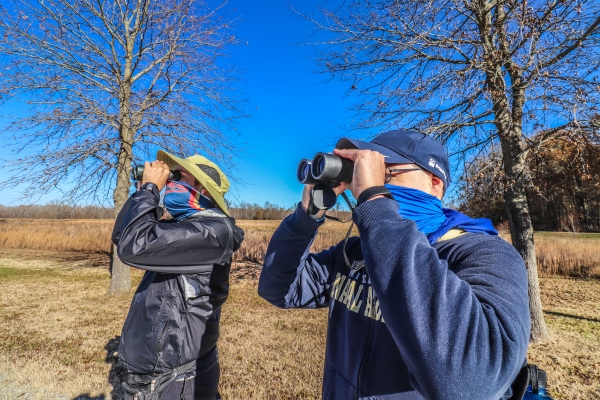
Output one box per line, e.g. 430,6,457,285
342,222,361,271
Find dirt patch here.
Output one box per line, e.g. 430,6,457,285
230,262,262,281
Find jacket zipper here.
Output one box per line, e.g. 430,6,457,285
153,319,169,371
152,294,173,372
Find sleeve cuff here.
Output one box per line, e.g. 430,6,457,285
133,184,161,201
287,202,326,235
352,197,400,230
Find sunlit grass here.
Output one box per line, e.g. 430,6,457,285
0,248,597,399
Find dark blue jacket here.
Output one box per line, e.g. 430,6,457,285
259,198,530,399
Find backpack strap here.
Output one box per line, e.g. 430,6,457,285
507,362,530,400
507,362,548,400
529,364,539,394
435,228,467,243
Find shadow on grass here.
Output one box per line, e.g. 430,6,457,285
72,394,105,400
72,336,126,400
230,262,262,281
544,310,600,324
55,251,111,267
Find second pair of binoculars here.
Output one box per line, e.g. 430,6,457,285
131,165,182,182
297,153,353,214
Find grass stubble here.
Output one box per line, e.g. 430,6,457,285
0,219,598,399
0,248,328,400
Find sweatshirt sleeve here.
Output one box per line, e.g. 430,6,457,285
352,197,530,400
114,186,232,272
258,203,337,309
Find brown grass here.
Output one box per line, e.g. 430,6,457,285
0,248,328,399
528,277,600,399
534,233,600,278
0,218,114,253
498,231,600,278
0,218,356,266
0,246,598,399
235,220,357,263
2,217,598,278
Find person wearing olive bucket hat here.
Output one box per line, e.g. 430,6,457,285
157,150,231,217
112,151,245,400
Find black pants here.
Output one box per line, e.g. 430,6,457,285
160,360,220,400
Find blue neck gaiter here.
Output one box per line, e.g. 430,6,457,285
163,181,215,221
385,184,447,235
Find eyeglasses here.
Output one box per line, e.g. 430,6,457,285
384,167,422,183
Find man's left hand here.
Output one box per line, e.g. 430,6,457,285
333,148,386,200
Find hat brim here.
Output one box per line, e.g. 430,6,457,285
335,138,415,165
156,150,230,216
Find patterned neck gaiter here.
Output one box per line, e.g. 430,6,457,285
163,181,215,221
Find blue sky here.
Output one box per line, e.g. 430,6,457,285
0,0,369,208
220,0,362,208
0,0,461,209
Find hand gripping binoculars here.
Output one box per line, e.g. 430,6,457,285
297,153,353,214
131,165,182,182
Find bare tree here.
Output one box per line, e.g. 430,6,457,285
461,127,600,232
0,0,245,295
302,0,600,341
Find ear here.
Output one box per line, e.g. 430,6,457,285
430,175,444,199
200,188,212,199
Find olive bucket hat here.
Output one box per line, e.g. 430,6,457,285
157,150,231,216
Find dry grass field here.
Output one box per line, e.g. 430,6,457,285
0,218,599,399
1,217,598,277
0,249,328,400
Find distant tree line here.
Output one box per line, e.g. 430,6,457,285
0,200,354,221
0,201,299,221
228,202,295,220
0,202,114,219
460,130,600,232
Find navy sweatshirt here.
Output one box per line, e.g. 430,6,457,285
258,198,530,400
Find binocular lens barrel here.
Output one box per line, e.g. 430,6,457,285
311,153,353,183
297,153,353,215
131,165,145,181
131,165,182,182
297,159,321,185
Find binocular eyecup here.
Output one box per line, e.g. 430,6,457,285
297,153,354,214
131,165,182,182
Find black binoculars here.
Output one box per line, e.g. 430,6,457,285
297,153,354,185
131,165,182,182
297,153,354,214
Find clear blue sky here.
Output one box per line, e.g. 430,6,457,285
222,0,366,208
0,0,367,208
0,1,447,208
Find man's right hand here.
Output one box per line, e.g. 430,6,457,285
141,160,171,191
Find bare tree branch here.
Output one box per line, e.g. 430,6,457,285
0,0,247,207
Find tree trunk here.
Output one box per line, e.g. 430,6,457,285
108,139,133,296
500,133,549,343
479,26,550,340
108,245,131,296
108,27,136,297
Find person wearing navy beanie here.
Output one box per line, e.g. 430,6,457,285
259,130,531,399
